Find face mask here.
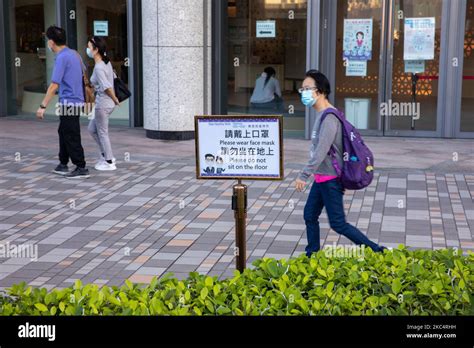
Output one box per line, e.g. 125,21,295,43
46,41,53,52
301,90,318,107
86,47,94,59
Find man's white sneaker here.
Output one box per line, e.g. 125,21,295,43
95,162,117,171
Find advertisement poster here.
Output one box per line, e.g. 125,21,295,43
195,117,282,179
346,60,367,77
343,18,373,61
404,17,435,60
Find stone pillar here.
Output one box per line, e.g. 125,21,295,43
142,0,212,140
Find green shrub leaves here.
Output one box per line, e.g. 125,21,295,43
0,246,472,316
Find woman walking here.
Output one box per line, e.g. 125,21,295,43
86,36,119,171
295,70,385,257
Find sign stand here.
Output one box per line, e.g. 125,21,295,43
411,73,419,130
232,180,247,272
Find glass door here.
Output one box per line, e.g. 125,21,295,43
333,0,385,135
227,0,308,138
458,0,474,137
71,0,130,125
384,0,444,136
322,0,448,137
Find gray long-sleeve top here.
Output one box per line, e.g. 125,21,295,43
298,108,344,181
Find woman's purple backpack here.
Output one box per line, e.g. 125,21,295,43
320,108,374,190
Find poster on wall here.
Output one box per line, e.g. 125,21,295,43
195,116,283,180
404,60,425,73
346,60,367,77
343,18,373,61
404,17,435,60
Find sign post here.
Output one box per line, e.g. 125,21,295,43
232,180,247,272
195,115,284,272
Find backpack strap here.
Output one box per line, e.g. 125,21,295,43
328,147,342,177
320,108,343,177
319,108,344,125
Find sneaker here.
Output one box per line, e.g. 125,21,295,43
95,161,117,171
97,156,116,165
53,164,69,176
65,167,90,179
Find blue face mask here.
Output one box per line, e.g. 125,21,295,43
301,90,317,107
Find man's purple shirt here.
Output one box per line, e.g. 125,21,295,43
51,47,85,105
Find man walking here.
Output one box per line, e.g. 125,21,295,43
36,26,90,179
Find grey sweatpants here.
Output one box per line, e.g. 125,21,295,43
88,107,115,161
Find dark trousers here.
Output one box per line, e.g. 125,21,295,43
304,179,381,256
58,115,86,168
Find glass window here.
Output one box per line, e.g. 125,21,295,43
3,0,57,116
461,0,474,132
227,0,307,138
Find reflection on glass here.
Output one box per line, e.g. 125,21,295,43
227,0,307,138
461,0,474,132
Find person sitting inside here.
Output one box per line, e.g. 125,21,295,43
250,67,283,112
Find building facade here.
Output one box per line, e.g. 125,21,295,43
1,0,473,139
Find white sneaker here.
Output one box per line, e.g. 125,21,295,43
95,161,117,171
97,156,116,165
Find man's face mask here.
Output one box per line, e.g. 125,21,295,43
47,40,53,52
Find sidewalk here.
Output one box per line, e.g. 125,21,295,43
0,116,473,290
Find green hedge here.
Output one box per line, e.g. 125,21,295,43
1,246,472,315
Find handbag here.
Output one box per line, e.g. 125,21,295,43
73,50,95,114
113,70,131,102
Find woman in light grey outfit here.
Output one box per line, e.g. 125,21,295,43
86,36,119,171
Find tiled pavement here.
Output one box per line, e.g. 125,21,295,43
0,117,473,290
1,154,473,290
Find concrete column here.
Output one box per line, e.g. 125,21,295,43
142,0,212,140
